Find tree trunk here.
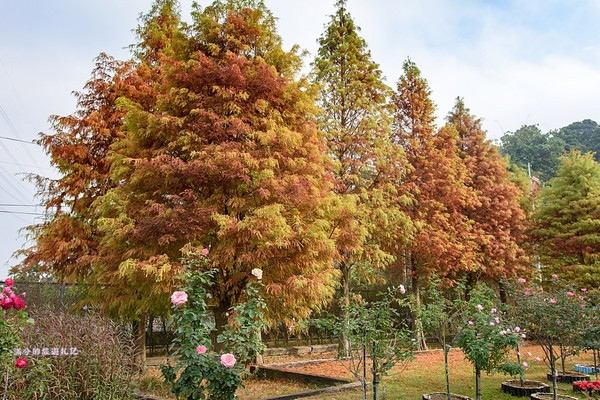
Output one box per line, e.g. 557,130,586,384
444,344,451,400
465,272,476,301
594,349,598,380
412,275,428,350
475,366,481,400
559,343,566,373
212,300,231,351
339,262,351,357
550,343,558,400
499,280,507,304
133,314,147,369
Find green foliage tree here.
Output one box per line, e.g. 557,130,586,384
420,279,467,400
311,0,411,356
499,124,564,181
340,287,413,400
555,119,600,161
392,60,475,349
21,0,338,360
531,150,600,289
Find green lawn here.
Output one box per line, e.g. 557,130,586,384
314,345,597,400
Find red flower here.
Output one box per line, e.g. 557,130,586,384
12,296,25,311
4,278,13,287
15,358,26,368
1,297,13,310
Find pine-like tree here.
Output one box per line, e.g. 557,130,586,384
447,98,529,285
532,150,600,288
392,60,476,349
311,0,411,355
21,0,339,357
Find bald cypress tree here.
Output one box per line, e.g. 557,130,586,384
392,60,476,349
447,98,529,285
312,0,411,355
22,0,339,359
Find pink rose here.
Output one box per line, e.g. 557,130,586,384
581,288,588,292
3,286,11,295
567,291,574,297
549,298,557,304
196,345,207,355
1,297,13,310
495,317,500,324
522,361,528,367
514,326,521,332
489,322,495,326
535,357,542,362
16,357,26,368
579,296,585,301
220,353,236,368
517,278,526,283
551,274,558,279
170,291,188,306
476,304,484,311
491,308,497,314
521,333,526,339
5,278,13,287
201,248,209,256
468,320,473,325
524,288,532,296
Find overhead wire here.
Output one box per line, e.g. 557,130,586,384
0,58,43,169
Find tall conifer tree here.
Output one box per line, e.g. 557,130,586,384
392,60,475,349
447,98,529,285
21,0,339,356
312,0,411,355
532,151,600,288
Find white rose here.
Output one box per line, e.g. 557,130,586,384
251,268,263,280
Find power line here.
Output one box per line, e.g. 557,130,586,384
0,210,43,216
0,135,35,144
0,58,43,169
0,203,41,207
0,159,53,172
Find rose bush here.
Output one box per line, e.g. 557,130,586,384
161,247,266,400
507,275,588,400
457,284,522,400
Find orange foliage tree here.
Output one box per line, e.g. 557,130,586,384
20,0,338,357
446,98,529,287
391,60,477,349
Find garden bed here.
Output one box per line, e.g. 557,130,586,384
422,392,472,400
546,371,590,384
501,379,550,397
529,394,577,400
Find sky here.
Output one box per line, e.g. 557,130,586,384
1,0,600,279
